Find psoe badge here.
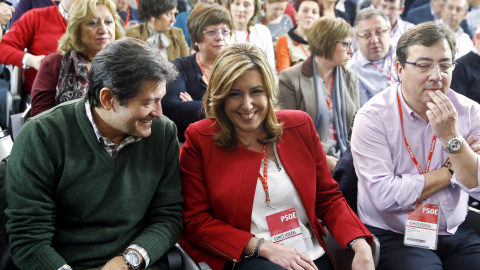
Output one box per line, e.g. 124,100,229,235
404,202,439,250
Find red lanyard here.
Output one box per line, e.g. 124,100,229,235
368,53,394,86
120,7,130,27
196,53,209,83
234,30,250,42
390,21,397,32
397,92,437,174
326,75,334,110
258,144,272,208
294,41,310,58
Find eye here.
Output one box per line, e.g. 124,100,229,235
105,19,114,24
244,3,251,7
88,20,99,26
252,89,264,95
439,63,452,70
228,92,241,98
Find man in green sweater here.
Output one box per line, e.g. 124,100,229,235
5,37,183,270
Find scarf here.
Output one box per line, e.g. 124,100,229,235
312,57,349,158
146,24,170,61
56,51,89,105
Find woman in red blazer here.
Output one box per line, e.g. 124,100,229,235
179,43,374,270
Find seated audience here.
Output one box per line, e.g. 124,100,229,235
125,0,189,61
114,0,138,27
405,0,443,24
259,0,293,45
30,0,124,117
466,8,480,35
322,0,351,23
275,0,320,73
0,1,14,41
6,37,183,270
179,42,374,270
162,3,232,142
351,22,480,270
451,26,480,103
278,17,359,172
441,0,472,57
0,0,73,94
10,0,58,25
347,9,398,105
377,0,415,40
228,0,277,78
174,0,218,48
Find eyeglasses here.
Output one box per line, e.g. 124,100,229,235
340,41,352,51
202,29,231,38
404,61,457,73
356,29,389,39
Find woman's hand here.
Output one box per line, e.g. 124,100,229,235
179,92,193,102
26,54,46,70
350,238,375,270
258,240,318,270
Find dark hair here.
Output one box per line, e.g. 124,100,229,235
294,0,321,12
87,37,178,107
188,3,233,51
138,0,178,20
396,22,457,65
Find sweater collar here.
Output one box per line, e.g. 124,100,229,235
288,27,308,45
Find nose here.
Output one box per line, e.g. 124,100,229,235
151,100,163,118
98,21,108,33
348,46,354,55
427,64,443,81
371,34,380,42
241,95,253,110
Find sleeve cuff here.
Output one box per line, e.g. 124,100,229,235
127,244,151,269
22,53,32,69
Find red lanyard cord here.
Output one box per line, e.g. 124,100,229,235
196,53,209,83
258,144,271,208
397,91,437,174
326,74,334,110
120,7,130,27
368,53,394,86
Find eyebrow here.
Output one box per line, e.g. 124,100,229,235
414,57,452,62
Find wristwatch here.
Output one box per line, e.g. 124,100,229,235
123,250,141,270
444,134,463,153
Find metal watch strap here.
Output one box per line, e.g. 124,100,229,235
347,237,365,250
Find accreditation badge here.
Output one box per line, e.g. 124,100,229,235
404,202,439,250
265,202,307,253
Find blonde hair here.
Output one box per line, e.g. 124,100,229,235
58,0,125,56
308,17,353,60
203,43,283,149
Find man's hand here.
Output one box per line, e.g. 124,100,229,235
426,90,458,145
26,55,46,70
101,256,128,270
0,2,14,26
466,136,480,154
326,155,338,173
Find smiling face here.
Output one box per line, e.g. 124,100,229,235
224,69,268,139
397,39,453,116
295,1,320,32
81,4,116,60
356,15,391,61
198,23,231,58
103,80,166,143
229,0,256,30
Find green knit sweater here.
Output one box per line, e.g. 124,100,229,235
6,97,184,269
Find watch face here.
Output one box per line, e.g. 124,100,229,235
449,138,462,152
126,251,140,266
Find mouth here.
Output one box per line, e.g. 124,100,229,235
239,111,257,120
139,118,153,126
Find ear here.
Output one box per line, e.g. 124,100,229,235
396,61,403,83
99,88,115,111
399,5,405,15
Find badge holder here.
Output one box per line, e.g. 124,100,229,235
265,202,307,254
404,202,439,250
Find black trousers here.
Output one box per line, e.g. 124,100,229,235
367,221,480,270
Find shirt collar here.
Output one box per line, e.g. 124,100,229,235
59,2,68,20
473,47,480,57
357,44,395,67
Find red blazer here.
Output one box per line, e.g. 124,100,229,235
179,110,372,269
